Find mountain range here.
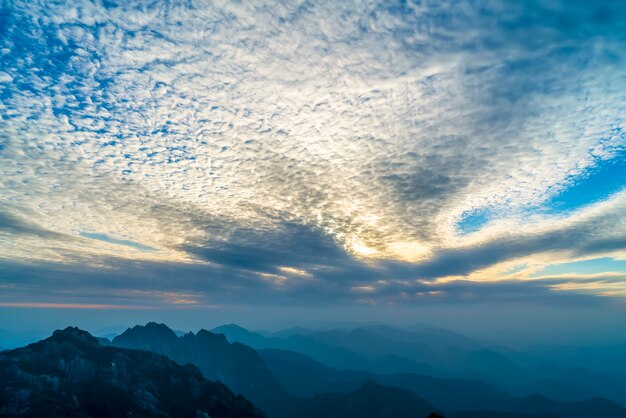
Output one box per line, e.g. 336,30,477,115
111,322,288,416
212,323,626,407
2,323,626,418
257,346,626,418
111,322,626,418
0,327,264,418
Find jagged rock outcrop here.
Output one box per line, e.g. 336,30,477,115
0,327,266,418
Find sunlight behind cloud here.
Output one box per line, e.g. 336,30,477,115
1,0,626,304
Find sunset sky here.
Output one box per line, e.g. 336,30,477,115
1,0,625,343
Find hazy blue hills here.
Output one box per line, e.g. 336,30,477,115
215,323,626,408
0,329,44,351
0,327,265,418
258,347,512,411
110,323,444,418
258,346,626,418
505,379,597,402
3,323,626,418
110,322,626,418
292,381,439,418
526,343,626,375
211,323,440,375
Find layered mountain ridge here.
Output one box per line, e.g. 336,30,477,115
0,327,265,418
2,323,626,418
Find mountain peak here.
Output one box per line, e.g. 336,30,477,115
49,326,100,349
196,328,229,343
214,323,250,332
143,321,177,334
115,322,178,343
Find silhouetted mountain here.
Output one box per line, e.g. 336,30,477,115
362,324,485,351
0,329,43,350
258,346,626,418
212,324,439,375
526,343,626,375
112,323,288,416
292,381,439,418
212,324,271,348
451,412,558,418
259,347,515,412
506,379,597,402
305,328,438,363
0,327,265,418
112,323,446,418
509,394,626,418
226,323,626,407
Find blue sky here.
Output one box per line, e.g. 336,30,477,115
1,0,626,339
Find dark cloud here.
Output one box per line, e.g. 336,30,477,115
0,211,69,240
185,223,347,271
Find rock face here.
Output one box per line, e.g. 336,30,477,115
0,327,266,418
112,323,288,415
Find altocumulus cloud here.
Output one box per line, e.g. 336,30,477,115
0,0,625,308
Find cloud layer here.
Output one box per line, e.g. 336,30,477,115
1,0,626,308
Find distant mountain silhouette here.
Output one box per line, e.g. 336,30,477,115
506,379,597,402
112,322,288,415
258,346,626,418
113,323,447,418
510,393,626,418
292,381,439,418
259,347,516,412
361,324,485,351
211,323,439,375
6,323,625,418
0,329,43,350
0,327,265,418
450,412,558,418
217,323,626,407
527,343,626,375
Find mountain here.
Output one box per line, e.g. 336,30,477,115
259,347,516,412
303,328,438,364
291,381,439,418
451,412,558,418
347,324,485,352
0,329,44,350
112,324,447,418
526,343,626,375
211,324,438,375
509,394,626,418
0,327,265,418
258,347,626,418
223,324,626,407
112,323,288,416
506,379,597,402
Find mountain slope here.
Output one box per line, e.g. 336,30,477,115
259,347,515,412
227,323,626,407
112,323,288,416
0,327,265,418
212,324,437,375
292,381,439,418
111,324,447,418
259,347,626,418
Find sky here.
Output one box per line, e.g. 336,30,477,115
1,0,626,344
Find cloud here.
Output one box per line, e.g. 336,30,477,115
1,0,626,306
